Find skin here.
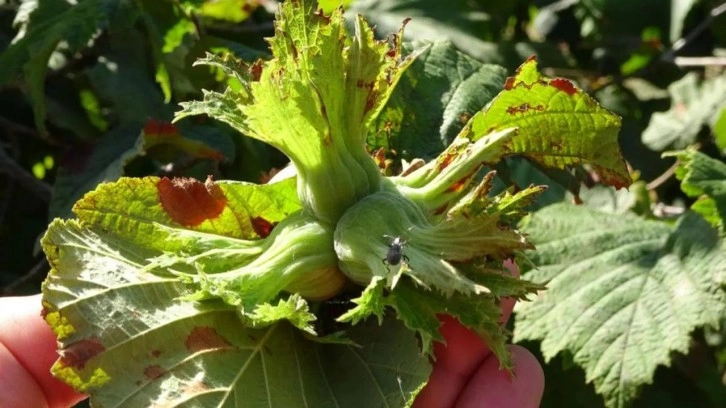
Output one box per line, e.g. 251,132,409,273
0,263,543,408
0,295,86,408
413,261,545,407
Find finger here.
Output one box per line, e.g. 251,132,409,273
413,261,521,408
498,259,519,325
413,314,490,408
428,261,521,377
455,345,545,408
0,294,87,408
0,342,48,408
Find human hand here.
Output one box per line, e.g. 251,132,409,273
414,261,545,407
0,294,87,408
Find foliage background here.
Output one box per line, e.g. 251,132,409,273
1,0,725,407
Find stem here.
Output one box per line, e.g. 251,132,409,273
661,2,726,63
646,160,680,191
674,56,726,66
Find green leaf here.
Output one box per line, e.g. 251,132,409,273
367,40,509,159
389,280,509,364
642,72,726,151
247,294,317,334
621,78,670,102
182,0,259,23
571,0,670,41
85,30,168,124
714,108,726,153
138,0,203,102
340,277,511,366
49,125,142,219
514,204,726,408
0,0,121,133
319,0,354,13
42,219,430,407
565,184,638,215
78,88,109,131
73,175,300,246
467,57,631,189
665,149,726,233
348,0,509,40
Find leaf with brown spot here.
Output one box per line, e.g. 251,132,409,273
144,365,165,380
158,177,228,227
185,327,232,353
549,78,577,95
70,175,300,250
59,338,105,369
42,219,430,407
468,56,631,189
142,119,229,163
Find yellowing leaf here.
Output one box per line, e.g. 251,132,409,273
467,57,631,189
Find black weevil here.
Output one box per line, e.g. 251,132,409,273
382,235,409,270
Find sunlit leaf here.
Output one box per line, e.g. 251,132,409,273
515,204,726,408
42,218,429,407
665,149,726,234
49,120,234,219
467,57,631,189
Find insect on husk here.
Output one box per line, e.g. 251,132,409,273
382,235,410,271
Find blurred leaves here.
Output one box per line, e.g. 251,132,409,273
348,0,570,69
642,72,726,151
0,0,122,133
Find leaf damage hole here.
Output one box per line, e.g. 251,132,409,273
59,338,105,369
158,176,228,226
185,326,232,353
